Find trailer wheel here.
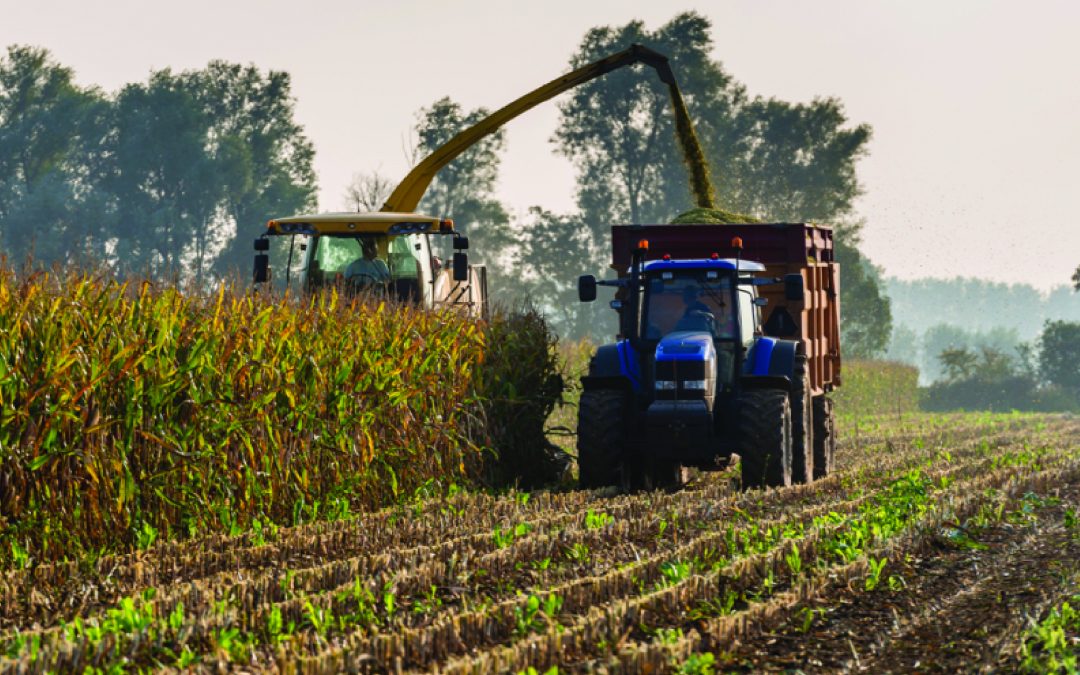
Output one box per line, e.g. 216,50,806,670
790,356,815,484
812,395,836,479
577,389,627,488
738,389,793,490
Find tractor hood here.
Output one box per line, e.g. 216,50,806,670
655,331,715,365
654,330,717,404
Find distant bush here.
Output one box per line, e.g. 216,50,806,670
833,360,921,421
920,341,1080,413
0,266,562,563
921,376,1078,413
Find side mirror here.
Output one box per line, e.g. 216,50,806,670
784,273,804,302
254,237,270,251
254,254,270,284
578,275,597,302
452,252,469,281
453,235,469,251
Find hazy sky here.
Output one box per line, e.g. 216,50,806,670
5,0,1079,289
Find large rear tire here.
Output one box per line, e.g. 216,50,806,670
791,356,815,484
577,389,626,488
738,389,793,490
812,395,836,479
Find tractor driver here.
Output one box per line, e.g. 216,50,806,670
676,285,734,338
345,238,390,287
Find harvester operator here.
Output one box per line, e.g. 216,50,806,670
345,238,391,286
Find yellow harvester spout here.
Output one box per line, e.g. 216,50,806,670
381,44,716,214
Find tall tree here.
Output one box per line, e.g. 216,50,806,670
0,45,109,262
197,62,317,278
834,222,892,358
554,12,871,226
343,170,393,212
725,97,870,221
413,97,514,291
1038,320,1080,394
554,13,740,229
104,70,223,276
514,208,613,340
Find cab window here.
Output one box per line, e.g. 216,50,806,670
642,273,735,340
738,288,757,344
388,234,422,278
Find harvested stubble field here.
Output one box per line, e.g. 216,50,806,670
2,412,1079,673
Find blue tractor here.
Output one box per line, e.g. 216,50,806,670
576,230,834,491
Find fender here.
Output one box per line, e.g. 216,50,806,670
581,342,639,392
741,337,799,388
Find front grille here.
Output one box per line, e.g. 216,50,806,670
655,360,707,381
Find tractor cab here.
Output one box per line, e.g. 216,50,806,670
253,212,487,316
634,258,766,392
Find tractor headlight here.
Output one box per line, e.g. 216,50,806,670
682,380,707,391
655,380,676,391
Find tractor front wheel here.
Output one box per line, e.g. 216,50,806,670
738,389,793,490
577,389,627,488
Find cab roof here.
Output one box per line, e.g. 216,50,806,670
643,258,766,272
266,211,447,236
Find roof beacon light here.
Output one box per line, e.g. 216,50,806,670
662,253,671,261
638,239,649,251
439,219,454,233
710,252,720,260
731,236,744,250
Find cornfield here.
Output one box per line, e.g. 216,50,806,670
0,265,561,564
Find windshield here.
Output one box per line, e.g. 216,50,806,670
308,233,424,283
641,270,735,341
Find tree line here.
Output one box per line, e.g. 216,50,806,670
920,319,1080,412
2,12,893,356
0,46,316,282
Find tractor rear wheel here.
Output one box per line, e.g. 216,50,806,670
738,389,793,490
791,356,814,484
577,389,627,488
812,395,836,479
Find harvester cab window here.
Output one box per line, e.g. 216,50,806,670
387,234,422,278
642,273,735,341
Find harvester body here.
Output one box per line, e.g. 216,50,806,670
577,223,840,490
253,43,715,319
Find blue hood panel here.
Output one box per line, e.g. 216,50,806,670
655,331,716,363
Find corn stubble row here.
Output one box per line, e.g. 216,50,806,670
1,411,1038,627
0,265,560,565
2,414,1076,673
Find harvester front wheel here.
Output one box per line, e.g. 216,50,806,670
577,389,627,488
738,389,793,490
812,395,836,479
